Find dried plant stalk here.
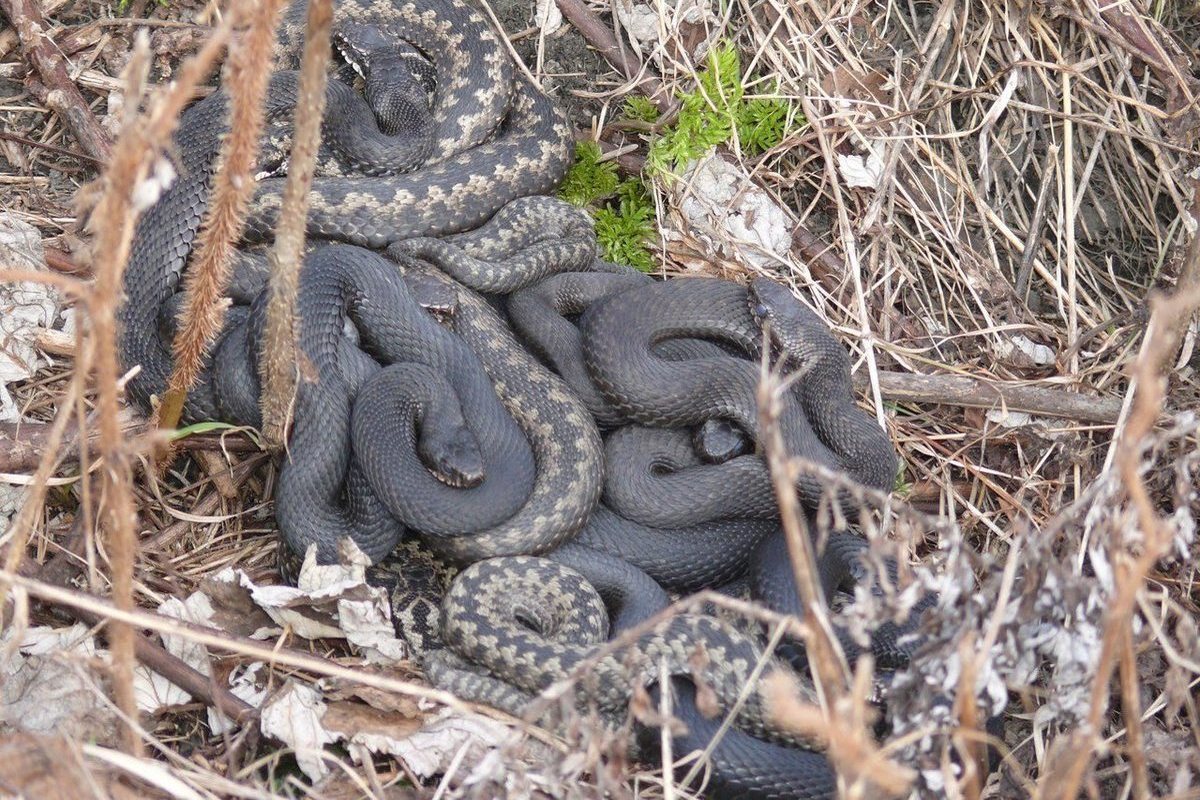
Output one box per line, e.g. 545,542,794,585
7,5,236,758
157,0,289,432
1050,276,1200,797
259,0,333,449
75,34,155,758
756,357,914,797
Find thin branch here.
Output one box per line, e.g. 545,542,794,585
259,0,333,448
860,370,1127,425
157,0,289,432
0,0,111,160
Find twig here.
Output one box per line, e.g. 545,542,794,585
0,566,479,714
157,0,288,432
553,0,672,111
0,130,103,166
0,417,143,472
1116,624,1148,800
39,524,257,726
1014,145,1059,300
756,355,913,797
0,0,67,59
259,0,333,449
756,363,848,701
0,0,112,161
858,370,1127,425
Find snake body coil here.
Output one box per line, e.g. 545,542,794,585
119,0,571,420
116,0,915,795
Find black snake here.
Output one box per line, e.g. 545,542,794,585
116,0,917,795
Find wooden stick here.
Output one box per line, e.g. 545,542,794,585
0,0,67,59
38,524,257,725
0,0,111,161
858,370,1125,425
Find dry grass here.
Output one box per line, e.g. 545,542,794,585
0,0,1197,798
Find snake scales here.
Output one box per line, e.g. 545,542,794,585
117,0,915,796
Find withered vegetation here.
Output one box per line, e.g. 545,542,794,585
0,0,1196,798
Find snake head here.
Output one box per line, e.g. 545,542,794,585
334,26,433,137
403,269,459,318
419,425,486,490
747,277,825,364
692,418,753,464
747,277,795,331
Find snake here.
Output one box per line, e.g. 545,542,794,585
118,0,572,421
383,249,604,564
423,541,926,799
113,0,921,793
580,277,898,512
274,244,543,563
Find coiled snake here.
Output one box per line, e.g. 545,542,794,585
117,0,914,796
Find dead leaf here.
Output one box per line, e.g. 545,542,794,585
321,699,423,742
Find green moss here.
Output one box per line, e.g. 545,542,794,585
559,144,656,271
594,180,656,272
622,95,661,123
556,42,798,271
646,41,797,174
737,92,791,155
558,141,619,208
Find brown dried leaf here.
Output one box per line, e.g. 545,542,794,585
320,699,423,741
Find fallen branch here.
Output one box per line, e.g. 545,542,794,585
858,370,1126,425
0,0,111,161
39,524,257,726
0,0,67,59
0,417,141,473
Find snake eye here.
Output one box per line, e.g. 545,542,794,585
752,303,769,319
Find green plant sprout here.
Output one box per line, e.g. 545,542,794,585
594,180,655,273
558,41,798,271
622,95,661,123
559,142,657,272
646,41,795,174
558,141,620,208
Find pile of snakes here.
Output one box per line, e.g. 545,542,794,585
118,0,931,797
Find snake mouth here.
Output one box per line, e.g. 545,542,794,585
424,462,485,490
421,434,486,490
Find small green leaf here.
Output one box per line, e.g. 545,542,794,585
169,421,240,440
169,421,264,449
